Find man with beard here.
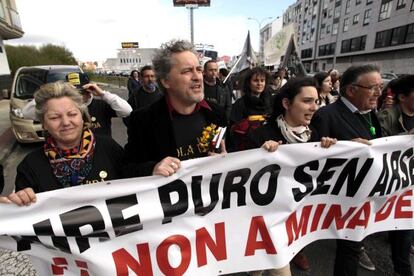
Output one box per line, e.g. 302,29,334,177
127,65,163,111
123,40,227,178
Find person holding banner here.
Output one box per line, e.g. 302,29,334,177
378,74,414,276
123,39,227,178
311,64,383,276
248,77,337,275
1,81,125,205
250,77,337,149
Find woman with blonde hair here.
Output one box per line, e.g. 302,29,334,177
1,81,124,205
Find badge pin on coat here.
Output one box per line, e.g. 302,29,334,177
99,171,108,181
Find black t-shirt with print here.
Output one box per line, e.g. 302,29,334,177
172,111,208,160
88,99,117,136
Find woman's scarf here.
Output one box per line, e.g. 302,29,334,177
277,115,312,144
243,90,272,116
44,129,95,188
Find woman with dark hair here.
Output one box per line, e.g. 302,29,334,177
230,67,273,123
248,77,337,275
127,69,141,98
0,81,124,205
329,69,341,96
230,67,273,150
377,78,397,111
250,77,336,147
313,71,335,107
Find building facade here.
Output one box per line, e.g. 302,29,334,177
259,22,273,63
0,0,23,91
282,0,414,74
102,48,157,74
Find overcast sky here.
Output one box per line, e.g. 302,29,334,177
6,0,296,62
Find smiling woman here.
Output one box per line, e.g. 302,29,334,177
1,81,125,206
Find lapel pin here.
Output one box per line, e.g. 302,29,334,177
99,171,108,180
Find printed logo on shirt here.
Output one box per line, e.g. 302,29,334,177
176,143,205,160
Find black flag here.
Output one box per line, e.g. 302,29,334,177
225,31,257,83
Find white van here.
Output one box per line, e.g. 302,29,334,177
9,65,82,143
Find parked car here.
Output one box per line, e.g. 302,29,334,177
381,72,398,86
396,73,409,78
9,65,83,143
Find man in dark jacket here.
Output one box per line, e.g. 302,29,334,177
127,65,163,111
311,64,383,276
379,75,414,135
124,40,227,178
378,74,414,276
203,60,232,123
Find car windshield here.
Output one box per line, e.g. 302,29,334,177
14,67,81,99
381,73,397,80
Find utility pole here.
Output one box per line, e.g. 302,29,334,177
173,1,211,45
187,5,197,44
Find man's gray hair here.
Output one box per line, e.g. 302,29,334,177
340,64,381,97
152,39,197,93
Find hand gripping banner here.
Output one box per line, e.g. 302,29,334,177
0,135,413,275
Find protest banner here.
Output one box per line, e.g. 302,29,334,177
1,135,413,275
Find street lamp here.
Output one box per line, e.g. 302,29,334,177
248,16,273,63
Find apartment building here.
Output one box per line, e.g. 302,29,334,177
259,22,273,63
283,0,414,74
0,0,23,91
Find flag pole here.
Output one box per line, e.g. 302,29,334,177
224,56,242,84
224,31,256,84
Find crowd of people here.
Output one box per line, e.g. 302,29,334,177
0,38,413,276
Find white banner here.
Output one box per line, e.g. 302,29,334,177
1,135,414,275
264,23,295,66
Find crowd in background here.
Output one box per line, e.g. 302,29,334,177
0,39,413,276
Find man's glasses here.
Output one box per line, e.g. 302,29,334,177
352,83,383,93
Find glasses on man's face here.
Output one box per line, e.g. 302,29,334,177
352,83,384,93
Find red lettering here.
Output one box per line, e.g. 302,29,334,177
310,204,326,232
245,216,277,256
347,202,371,229
112,243,153,276
322,205,356,230
195,222,227,267
156,235,191,275
51,257,68,275
374,195,397,222
285,205,312,245
395,190,413,219
75,260,89,276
